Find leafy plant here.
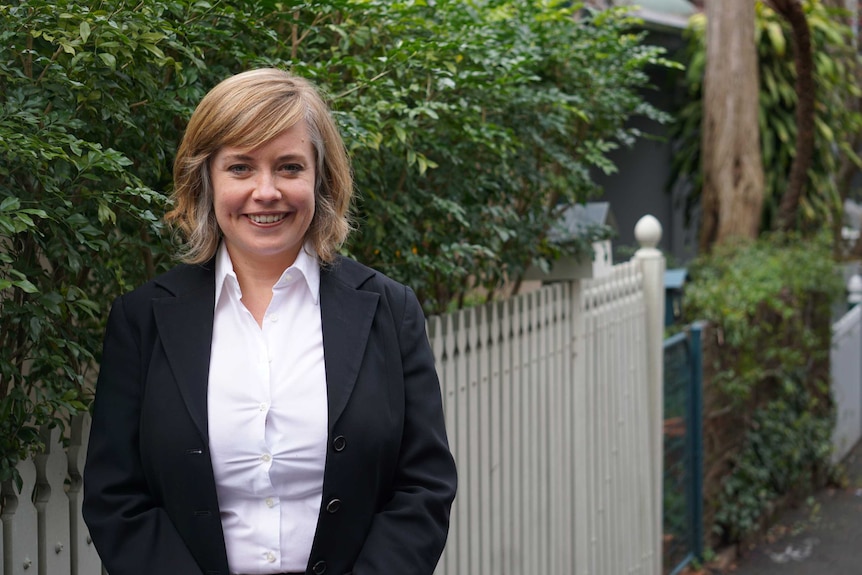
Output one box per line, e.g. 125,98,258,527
671,0,862,234
683,233,841,543
0,0,285,487
276,1,677,312
0,0,677,486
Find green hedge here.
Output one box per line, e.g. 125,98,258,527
683,233,843,543
0,0,674,486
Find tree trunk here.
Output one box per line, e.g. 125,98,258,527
700,0,765,251
769,0,816,232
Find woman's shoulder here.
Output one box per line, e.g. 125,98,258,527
117,260,215,306
325,256,426,322
325,255,410,295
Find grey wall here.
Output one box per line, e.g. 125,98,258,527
592,27,699,267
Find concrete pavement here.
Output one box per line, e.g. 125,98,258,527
727,439,862,574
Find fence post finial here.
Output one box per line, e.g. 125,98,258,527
635,214,662,250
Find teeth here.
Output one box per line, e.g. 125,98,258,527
248,213,286,224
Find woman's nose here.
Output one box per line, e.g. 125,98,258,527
252,174,281,201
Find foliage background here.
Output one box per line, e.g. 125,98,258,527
0,0,672,483
667,0,860,547
683,233,843,545
671,0,862,236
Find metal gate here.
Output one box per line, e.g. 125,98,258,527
662,324,704,575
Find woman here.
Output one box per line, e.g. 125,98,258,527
83,68,457,575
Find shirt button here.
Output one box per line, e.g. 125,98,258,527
265,497,275,508
259,403,268,412
270,314,279,322
261,454,271,463
265,551,276,563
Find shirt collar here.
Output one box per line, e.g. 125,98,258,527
214,241,321,306
276,242,320,305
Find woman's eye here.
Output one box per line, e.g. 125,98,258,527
280,163,303,174
227,164,250,175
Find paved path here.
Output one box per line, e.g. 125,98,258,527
728,440,862,574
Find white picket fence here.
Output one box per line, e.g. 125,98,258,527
431,214,666,575
0,216,668,575
0,417,103,575
831,303,862,464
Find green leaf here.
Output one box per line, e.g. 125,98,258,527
80,21,91,44
12,279,38,294
97,202,116,224
765,21,786,57
394,125,407,144
98,52,116,69
0,197,20,212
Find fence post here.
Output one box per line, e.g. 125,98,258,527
689,322,706,563
848,273,862,309
633,215,665,575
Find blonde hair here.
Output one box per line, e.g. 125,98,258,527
166,68,353,264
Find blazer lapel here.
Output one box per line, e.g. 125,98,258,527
152,262,216,443
147,257,378,442
320,260,379,432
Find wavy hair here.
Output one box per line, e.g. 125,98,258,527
166,68,353,264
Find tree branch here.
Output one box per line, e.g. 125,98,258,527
769,0,816,232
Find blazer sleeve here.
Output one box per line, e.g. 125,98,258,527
82,295,204,575
351,286,457,575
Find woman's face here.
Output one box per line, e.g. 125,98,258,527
210,122,316,272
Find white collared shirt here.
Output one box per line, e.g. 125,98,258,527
208,242,328,574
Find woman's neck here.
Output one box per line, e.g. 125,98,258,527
227,249,298,327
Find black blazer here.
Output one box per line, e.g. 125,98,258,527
82,256,457,575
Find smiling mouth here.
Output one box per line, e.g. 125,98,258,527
247,213,288,224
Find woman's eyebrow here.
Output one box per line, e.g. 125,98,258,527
275,153,311,163
218,153,254,163
218,152,310,163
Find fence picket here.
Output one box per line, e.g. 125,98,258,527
34,427,70,575
500,298,516,574
68,415,100,575
476,304,492,575
3,451,38,575
488,302,504,575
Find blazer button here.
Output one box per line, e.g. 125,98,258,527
312,560,327,574
325,498,341,513
332,435,346,452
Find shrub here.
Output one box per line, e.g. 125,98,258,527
0,0,277,487
0,0,674,485
683,233,842,543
